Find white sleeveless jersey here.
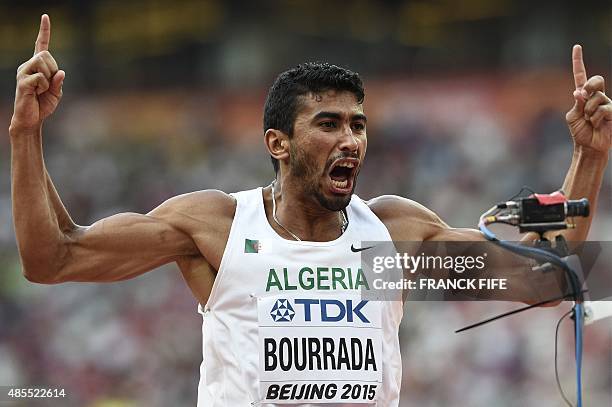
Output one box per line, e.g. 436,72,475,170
197,187,403,406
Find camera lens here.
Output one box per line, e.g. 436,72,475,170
566,198,589,217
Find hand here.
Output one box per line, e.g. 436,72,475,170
11,14,65,133
565,45,612,153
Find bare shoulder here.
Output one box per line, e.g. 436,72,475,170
151,189,237,271
366,195,447,241
366,195,484,241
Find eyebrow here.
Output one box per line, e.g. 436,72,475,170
312,111,368,123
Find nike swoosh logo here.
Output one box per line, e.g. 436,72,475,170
351,244,374,253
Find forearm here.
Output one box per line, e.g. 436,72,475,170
549,145,608,241
45,168,76,232
10,125,73,279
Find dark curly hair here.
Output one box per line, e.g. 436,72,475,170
263,62,365,174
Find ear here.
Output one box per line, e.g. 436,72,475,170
264,128,290,162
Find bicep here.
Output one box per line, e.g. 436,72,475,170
426,226,486,241
404,200,485,241
369,194,485,241
56,210,197,283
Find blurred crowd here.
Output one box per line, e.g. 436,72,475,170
0,0,611,406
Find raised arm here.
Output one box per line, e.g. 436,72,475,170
369,46,610,304
10,15,207,284
554,45,611,241
420,45,611,244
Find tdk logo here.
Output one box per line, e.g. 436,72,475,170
270,299,296,322
270,298,370,323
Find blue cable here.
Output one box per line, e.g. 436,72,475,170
574,303,584,407
480,221,584,407
479,223,497,241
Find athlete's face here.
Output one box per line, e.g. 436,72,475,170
289,90,367,211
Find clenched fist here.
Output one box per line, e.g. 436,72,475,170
10,14,65,133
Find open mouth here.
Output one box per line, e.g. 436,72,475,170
328,159,358,193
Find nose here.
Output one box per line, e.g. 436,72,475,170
338,125,359,153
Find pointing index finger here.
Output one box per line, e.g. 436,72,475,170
34,14,51,55
572,44,587,89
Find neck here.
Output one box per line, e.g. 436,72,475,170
266,179,348,242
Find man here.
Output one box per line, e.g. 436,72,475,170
10,14,611,406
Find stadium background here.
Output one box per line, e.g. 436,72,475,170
0,0,610,406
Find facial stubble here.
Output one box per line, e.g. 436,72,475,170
289,142,356,212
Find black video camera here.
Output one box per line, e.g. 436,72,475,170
516,193,589,233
